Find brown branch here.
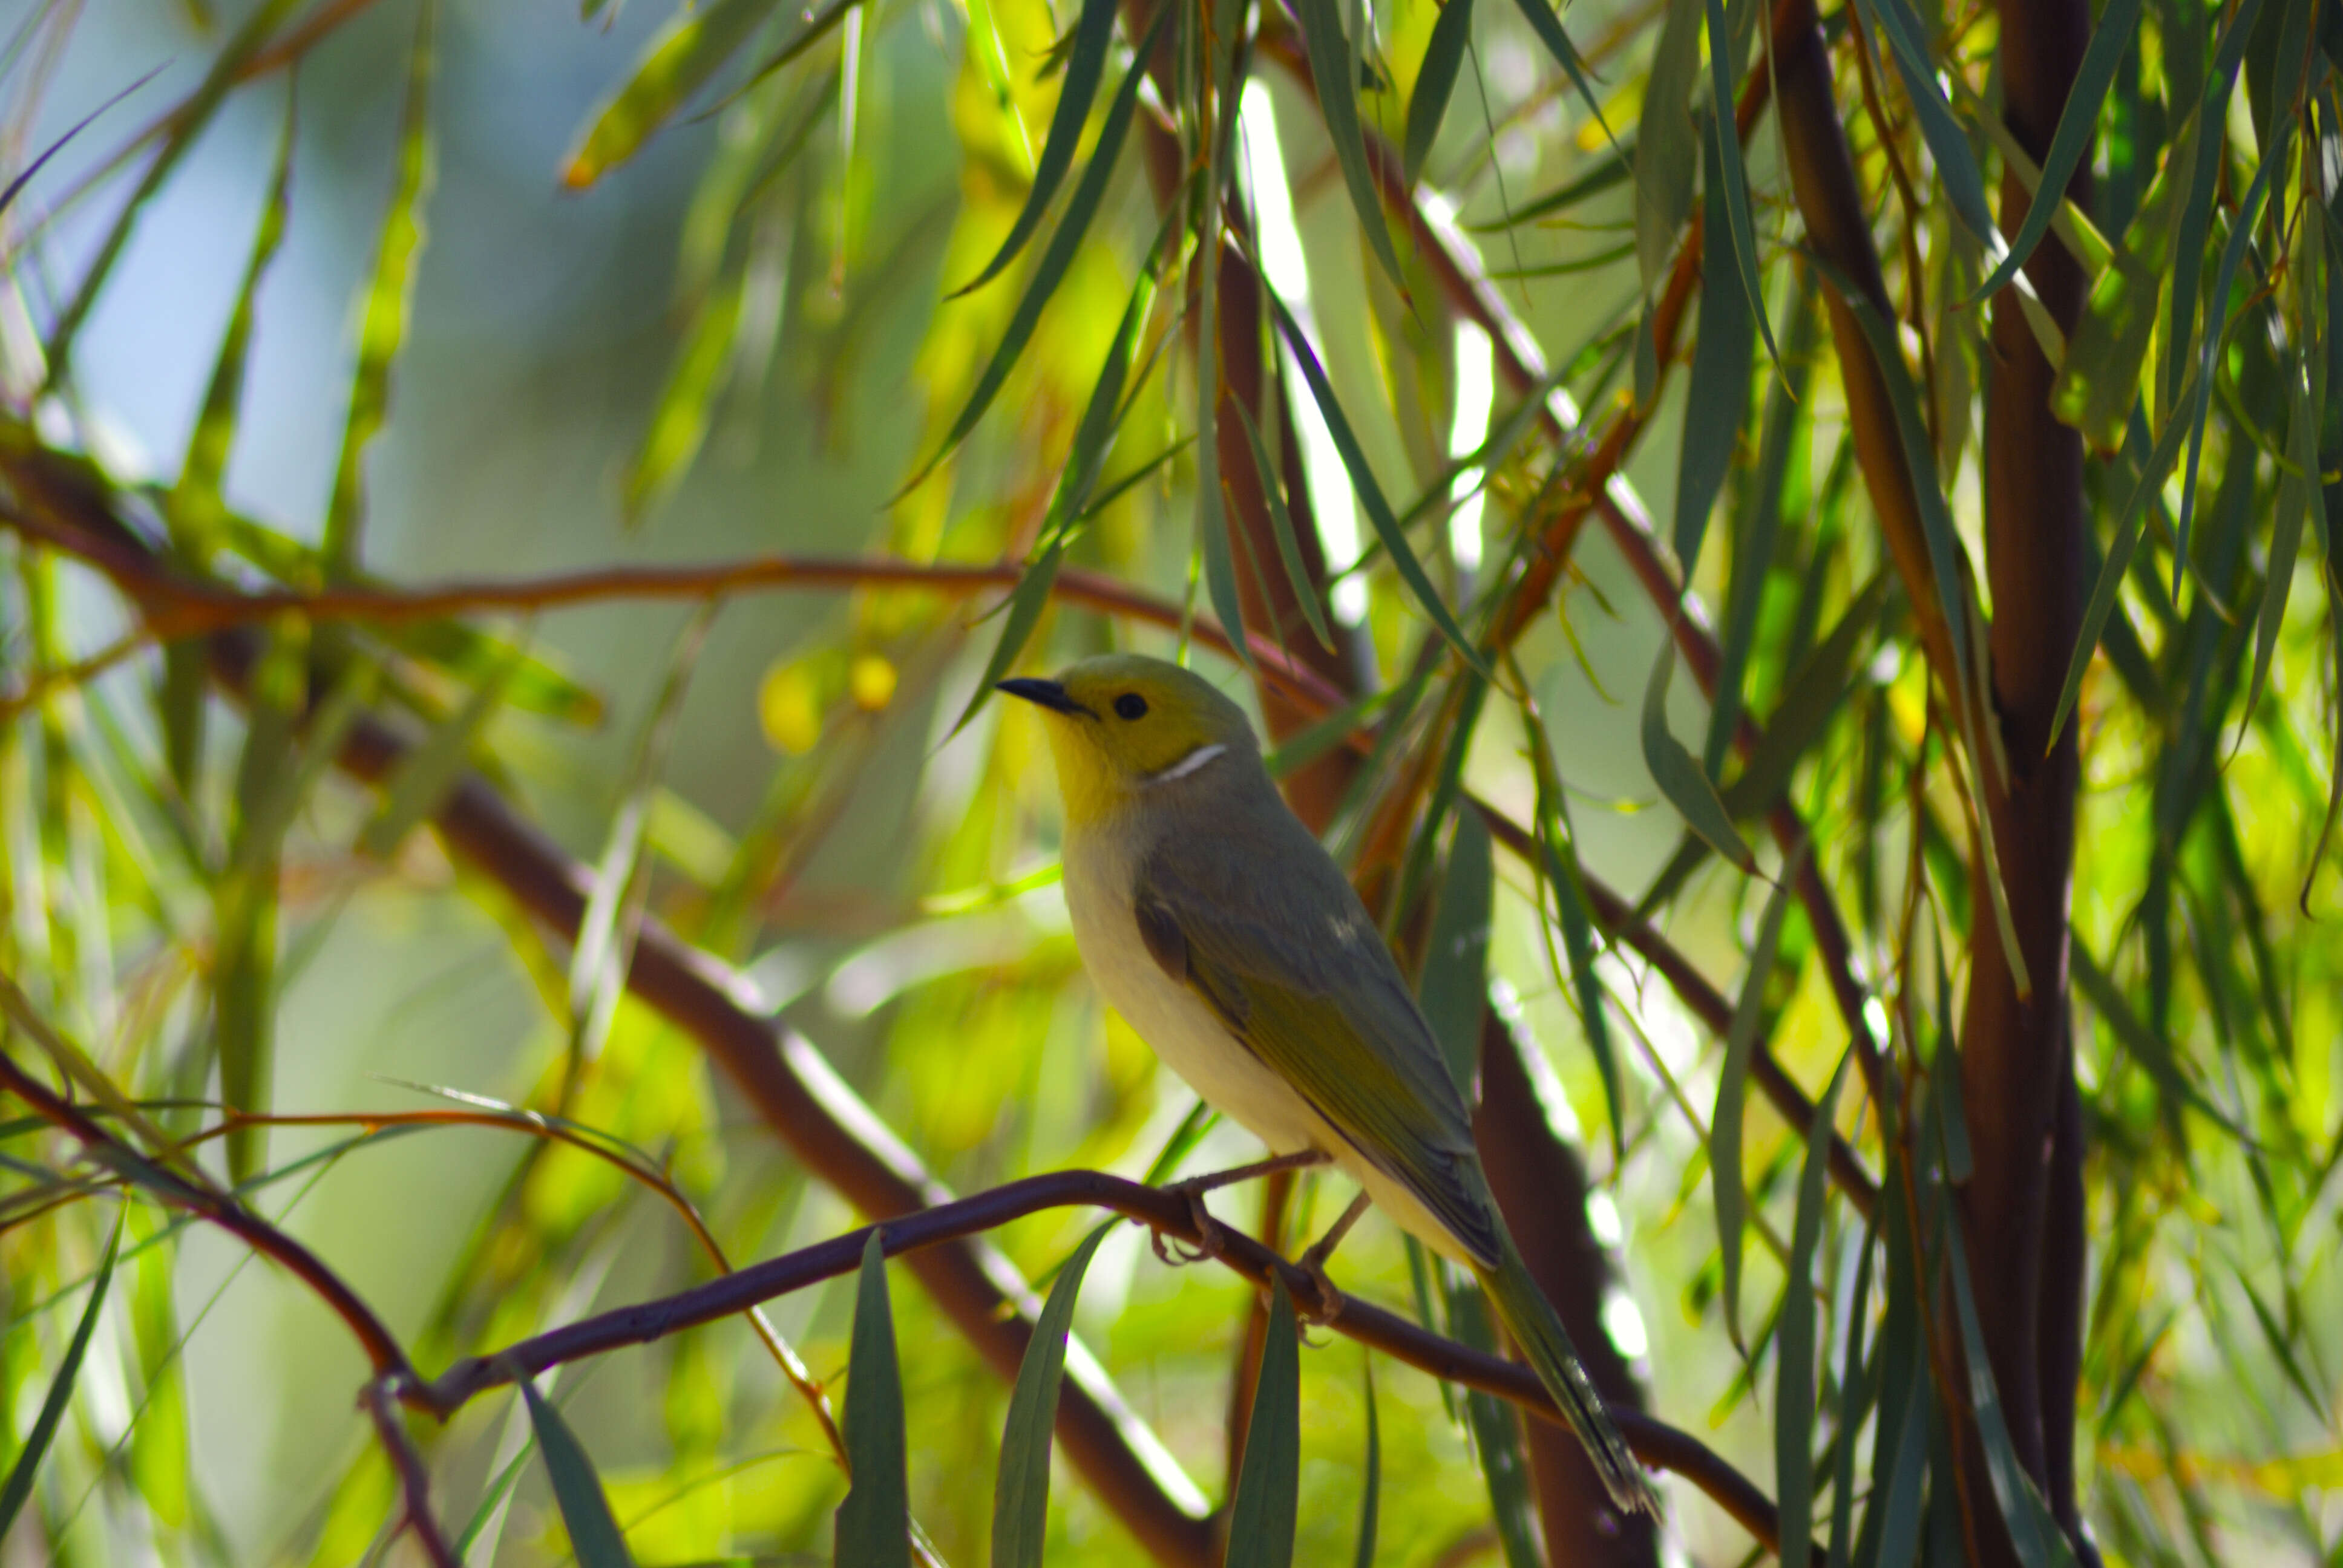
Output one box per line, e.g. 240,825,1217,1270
0,1039,416,1381
363,1378,460,1568
1768,0,1967,701
1964,0,2092,1549
408,1166,1815,1561
0,1035,457,1567
0,496,1348,715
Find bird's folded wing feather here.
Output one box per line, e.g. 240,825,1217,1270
1135,840,1502,1269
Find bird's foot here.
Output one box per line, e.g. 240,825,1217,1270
1149,1180,1228,1266
1293,1256,1346,1329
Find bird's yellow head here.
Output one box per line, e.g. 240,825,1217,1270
998,654,1260,825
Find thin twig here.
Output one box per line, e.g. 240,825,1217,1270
363,1377,460,1568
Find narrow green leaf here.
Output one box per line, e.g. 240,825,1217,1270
519,1374,640,1568
1926,944,1974,1184
218,622,309,1183
1506,0,1615,149
1825,1214,1876,1568
1139,1101,1221,1186
1196,0,1250,667
836,1230,911,1568
1419,809,1494,1097
2171,129,2286,595
1264,287,1494,679
1352,1357,1380,1568
45,0,303,382
1720,572,1889,821
1808,260,1971,699
1776,1050,1855,1563
1867,1353,1930,1568
562,0,785,185
623,267,746,524
992,1223,1114,1568
2235,1269,2325,1416
1641,638,1754,869
903,5,1168,492
1942,1199,2082,1568
2243,236,2321,737
361,635,528,857
954,0,1118,296
1968,0,2142,301
162,93,297,795
1404,0,1475,186
1673,116,1755,578
1444,1275,1541,1568
1294,0,1406,292
1392,675,1489,932
1705,279,1817,775
571,609,713,1063
1714,857,1798,1347
1492,141,1633,227
959,544,1067,738
1519,712,1625,1158
172,88,295,545
1233,399,1338,652
324,0,436,576
0,1215,121,1538
741,0,873,91
390,617,606,728
1225,1276,1302,1568
1852,0,1995,244
1700,0,1777,369
1633,0,1702,291
2044,394,2195,751
2069,937,2252,1138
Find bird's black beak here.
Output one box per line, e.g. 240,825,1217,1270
995,677,1096,718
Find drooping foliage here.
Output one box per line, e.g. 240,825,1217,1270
1,0,2339,1561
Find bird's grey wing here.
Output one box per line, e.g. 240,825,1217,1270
1135,828,1502,1266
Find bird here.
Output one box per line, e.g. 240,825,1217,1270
997,652,1655,1517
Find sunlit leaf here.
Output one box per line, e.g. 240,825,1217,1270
563,0,785,186
1403,0,1474,187
952,0,1119,297
903,5,1168,491
323,0,436,576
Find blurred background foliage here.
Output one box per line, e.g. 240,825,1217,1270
1,0,2340,1561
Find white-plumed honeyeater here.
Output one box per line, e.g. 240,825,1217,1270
999,653,1655,1516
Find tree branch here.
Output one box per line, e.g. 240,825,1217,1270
408,1166,1816,1561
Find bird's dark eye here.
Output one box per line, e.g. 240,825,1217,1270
1113,693,1149,720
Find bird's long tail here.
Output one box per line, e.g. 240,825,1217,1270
1475,1240,1659,1517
